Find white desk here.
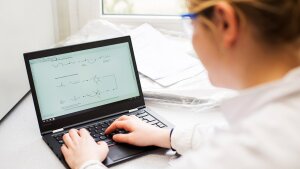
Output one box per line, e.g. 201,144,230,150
0,86,228,169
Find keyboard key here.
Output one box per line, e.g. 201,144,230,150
157,122,166,128
107,141,115,146
93,134,100,138
101,123,108,128
149,120,159,125
118,129,127,134
110,132,116,136
135,110,145,115
143,115,155,122
137,113,148,118
108,119,115,124
104,139,115,146
100,136,106,140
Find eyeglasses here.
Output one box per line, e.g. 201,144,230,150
181,12,201,38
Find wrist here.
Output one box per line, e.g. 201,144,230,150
153,128,172,148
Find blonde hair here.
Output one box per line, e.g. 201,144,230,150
186,0,300,46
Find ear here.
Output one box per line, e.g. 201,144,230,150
213,2,239,48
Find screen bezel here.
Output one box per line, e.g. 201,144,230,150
24,36,145,134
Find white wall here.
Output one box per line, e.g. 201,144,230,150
52,0,101,42
0,0,55,119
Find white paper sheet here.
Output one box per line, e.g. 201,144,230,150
129,24,199,80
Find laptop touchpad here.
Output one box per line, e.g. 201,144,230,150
108,144,149,161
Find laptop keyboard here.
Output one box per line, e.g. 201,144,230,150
53,109,167,147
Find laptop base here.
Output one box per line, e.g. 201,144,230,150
42,108,173,168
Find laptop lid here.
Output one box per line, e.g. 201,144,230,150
24,36,145,134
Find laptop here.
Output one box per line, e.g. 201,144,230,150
23,36,173,168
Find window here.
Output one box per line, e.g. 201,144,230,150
102,0,187,16
52,0,187,40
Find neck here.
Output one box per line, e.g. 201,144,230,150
237,46,300,89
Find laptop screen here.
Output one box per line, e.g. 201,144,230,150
29,42,140,122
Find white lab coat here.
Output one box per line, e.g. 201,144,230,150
81,67,300,169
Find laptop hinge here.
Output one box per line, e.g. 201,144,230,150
128,108,138,112
52,128,64,133
138,105,146,109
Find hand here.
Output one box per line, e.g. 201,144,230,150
105,115,171,148
61,128,109,169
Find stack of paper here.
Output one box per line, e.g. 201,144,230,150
129,24,204,87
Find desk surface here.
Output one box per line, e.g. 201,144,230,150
0,90,227,169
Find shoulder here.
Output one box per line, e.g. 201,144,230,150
248,93,300,124
237,93,300,144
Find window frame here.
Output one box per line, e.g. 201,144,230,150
99,0,184,31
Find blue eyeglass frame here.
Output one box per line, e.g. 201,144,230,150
181,12,201,20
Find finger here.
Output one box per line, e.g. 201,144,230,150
113,133,132,144
79,128,90,138
62,133,74,148
97,141,108,148
61,144,69,157
116,115,130,121
99,141,109,153
105,120,132,134
97,141,109,161
105,115,132,133
68,129,80,144
105,120,121,134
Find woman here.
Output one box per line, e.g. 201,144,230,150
61,0,300,169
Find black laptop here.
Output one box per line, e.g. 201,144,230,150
24,36,173,168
